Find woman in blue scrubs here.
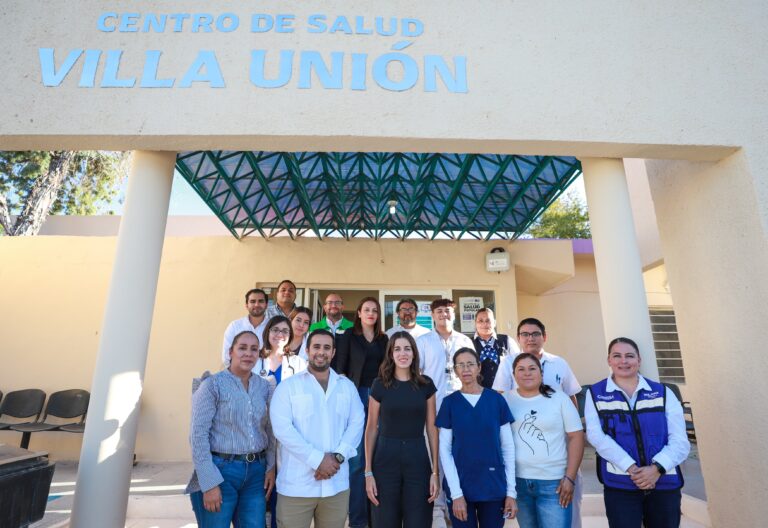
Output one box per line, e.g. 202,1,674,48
436,347,517,527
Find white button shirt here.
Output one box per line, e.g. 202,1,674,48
417,329,474,409
270,369,365,498
584,375,690,473
221,316,268,366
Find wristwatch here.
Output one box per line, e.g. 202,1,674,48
333,452,345,463
652,461,666,475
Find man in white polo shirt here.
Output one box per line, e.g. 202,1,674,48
270,329,365,528
221,288,269,367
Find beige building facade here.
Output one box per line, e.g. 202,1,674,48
1,1,767,526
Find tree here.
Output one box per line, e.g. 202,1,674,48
526,190,591,239
0,151,128,236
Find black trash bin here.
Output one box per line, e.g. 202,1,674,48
0,445,55,528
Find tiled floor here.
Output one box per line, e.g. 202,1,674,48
31,446,707,527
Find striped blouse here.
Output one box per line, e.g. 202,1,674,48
188,369,275,493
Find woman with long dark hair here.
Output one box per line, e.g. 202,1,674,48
436,347,517,528
504,353,584,528
364,331,440,527
289,307,313,360
336,296,389,528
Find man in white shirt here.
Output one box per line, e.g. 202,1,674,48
492,318,582,403
221,288,269,367
270,329,365,528
386,298,430,339
417,299,474,410
492,317,584,528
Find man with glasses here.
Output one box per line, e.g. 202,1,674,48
492,317,581,402
222,288,269,367
493,317,584,528
385,298,430,339
310,293,354,336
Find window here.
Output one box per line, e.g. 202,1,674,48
650,307,686,384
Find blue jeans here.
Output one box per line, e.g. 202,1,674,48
348,386,371,528
515,478,571,528
190,455,267,528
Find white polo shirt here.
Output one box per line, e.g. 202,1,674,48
492,349,581,396
270,369,365,498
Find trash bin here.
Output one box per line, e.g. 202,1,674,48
0,445,56,528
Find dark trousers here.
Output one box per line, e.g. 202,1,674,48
445,497,505,528
371,436,434,528
603,487,682,528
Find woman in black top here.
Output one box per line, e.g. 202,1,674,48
364,331,439,528
336,296,389,528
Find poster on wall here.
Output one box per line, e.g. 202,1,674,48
459,297,484,332
392,300,434,330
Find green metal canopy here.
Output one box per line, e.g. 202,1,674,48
175,151,581,241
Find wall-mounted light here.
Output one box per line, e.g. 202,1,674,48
388,199,397,215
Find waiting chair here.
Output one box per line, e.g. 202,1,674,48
663,382,696,442
11,389,90,449
0,389,46,431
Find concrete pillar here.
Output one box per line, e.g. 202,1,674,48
581,158,659,378
646,153,768,527
70,151,175,528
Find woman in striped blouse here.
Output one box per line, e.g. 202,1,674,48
187,330,276,528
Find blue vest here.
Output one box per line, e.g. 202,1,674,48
590,378,683,490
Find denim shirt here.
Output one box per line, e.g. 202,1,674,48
187,369,275,493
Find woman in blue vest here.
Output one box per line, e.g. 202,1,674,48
504,353,584,528
585,337,691,528
436,347,517,527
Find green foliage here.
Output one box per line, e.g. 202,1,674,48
526,190,591,239
0,151,126,216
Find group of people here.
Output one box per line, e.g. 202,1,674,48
188,280,691,528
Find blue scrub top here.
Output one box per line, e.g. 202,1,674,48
436,388,513,502
269,364,282,385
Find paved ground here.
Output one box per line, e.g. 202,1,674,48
31,446,706,527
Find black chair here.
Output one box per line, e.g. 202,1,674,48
663,382,696,442
0,389,46,431
11,389,90,449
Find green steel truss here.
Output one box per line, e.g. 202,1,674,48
175,151,582,240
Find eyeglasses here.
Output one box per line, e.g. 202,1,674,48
270,328,291,336
325,301,343,306
519,331,543,338
455,362,477,370
399,307,416,312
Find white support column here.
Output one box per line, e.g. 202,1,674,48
582,158,659,379
70,151,175,528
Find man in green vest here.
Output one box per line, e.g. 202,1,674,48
310,292,354,335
